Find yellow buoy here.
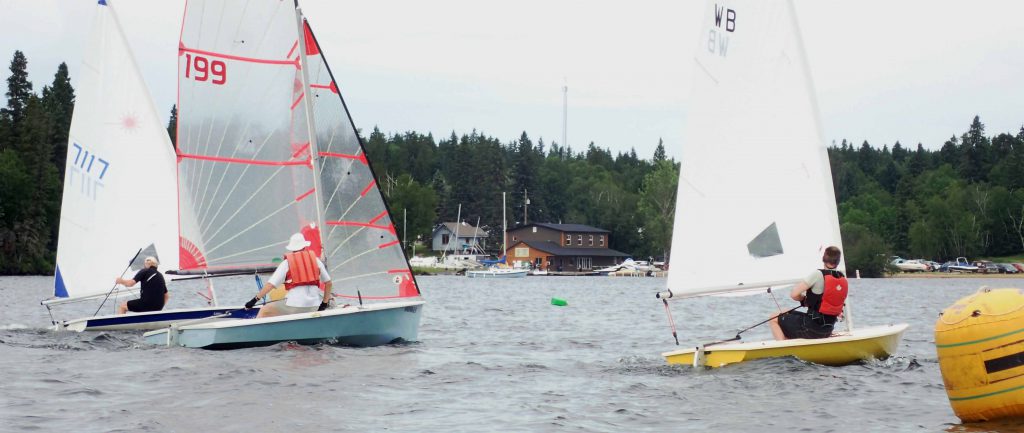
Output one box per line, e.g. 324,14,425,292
935,287,1024,422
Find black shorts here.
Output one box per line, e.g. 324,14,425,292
126,298,163,313
778,311,834,339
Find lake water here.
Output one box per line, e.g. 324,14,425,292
2,275,1024,432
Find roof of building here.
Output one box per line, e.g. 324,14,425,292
433,222,488,238
511,240,630,257
511,222,610,234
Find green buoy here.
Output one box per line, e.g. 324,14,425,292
551,297,567,307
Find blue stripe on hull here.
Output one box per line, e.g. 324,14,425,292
81,308,257,330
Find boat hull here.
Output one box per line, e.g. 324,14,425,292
57,306,256,332
466,269,528,278
143,300,424,349
663,323,908,368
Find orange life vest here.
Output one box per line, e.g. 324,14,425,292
805,269,848,317
284,250,321,290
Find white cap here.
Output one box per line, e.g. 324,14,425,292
285,233,311,251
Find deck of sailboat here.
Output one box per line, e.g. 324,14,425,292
58,305,254,332
663,323,909,368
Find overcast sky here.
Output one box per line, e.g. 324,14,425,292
2,0,1023,160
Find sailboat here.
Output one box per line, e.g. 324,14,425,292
143,0,423,349
657,0,906,367
467,192,527,278
42,0,254,331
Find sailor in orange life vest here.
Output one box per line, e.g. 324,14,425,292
244,233,333,318
768,246,848,340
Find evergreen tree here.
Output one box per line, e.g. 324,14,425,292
1,51,33,152
959,116,991,183
41,62,74,180
167,104,177,148
653,138,666,162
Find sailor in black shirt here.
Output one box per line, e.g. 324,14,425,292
116,256,169,314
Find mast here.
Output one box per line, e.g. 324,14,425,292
562,78,568,158
293,5,327,262
502,192,507,259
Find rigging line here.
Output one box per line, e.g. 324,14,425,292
320,156,360,226
205,191,301,256
324,187,364,250
203,163,285,244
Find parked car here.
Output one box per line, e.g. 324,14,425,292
922,260,942,271
995,263,1020,274
892,258,929,272
972,260,999,274
1013,263,1024,272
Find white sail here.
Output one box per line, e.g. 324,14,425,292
175,0,420,301
176,0,318,271
53,0,179,299
665,0,843,298
300,17,421,301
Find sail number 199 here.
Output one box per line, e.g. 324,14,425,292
184,53,226,85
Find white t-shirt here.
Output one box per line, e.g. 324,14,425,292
801,270,825,295
268,257,332,307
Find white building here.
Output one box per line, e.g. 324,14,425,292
431,222,488,253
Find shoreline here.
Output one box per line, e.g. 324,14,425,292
882,272,1024,279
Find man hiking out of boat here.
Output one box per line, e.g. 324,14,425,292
245,233,333,318
768,246,848,340
115,256,168,314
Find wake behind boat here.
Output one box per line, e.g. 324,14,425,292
146,0,424,349
656,0,906,368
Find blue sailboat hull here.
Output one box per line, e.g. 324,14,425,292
58,307,257,332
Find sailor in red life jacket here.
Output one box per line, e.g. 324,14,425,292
245,233,334,318
768,246,848,340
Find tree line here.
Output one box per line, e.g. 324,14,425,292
1,50,1021,276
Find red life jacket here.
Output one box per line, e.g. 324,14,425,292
805,268,848,317
284,250,320,290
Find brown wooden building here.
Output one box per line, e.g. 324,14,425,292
505,223,630,271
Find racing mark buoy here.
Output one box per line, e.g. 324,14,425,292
551,297,567,307
935,287,1024,422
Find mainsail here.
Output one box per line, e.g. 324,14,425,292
176,0,419,301
53,0,179,300
664,0,843,299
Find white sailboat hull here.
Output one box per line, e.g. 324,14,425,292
143,300,424,349
466,269,528,278
663,323,908,368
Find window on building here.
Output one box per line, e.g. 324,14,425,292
600,235,605,246
442,234,450,245
577,234,582,245
589,235,594,246
515,247,529,257
532,227,537,233
565,234,571,246
575,257,593,270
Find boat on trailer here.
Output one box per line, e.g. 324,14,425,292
42,0,250,331
146,0,424,349
656,0,906,368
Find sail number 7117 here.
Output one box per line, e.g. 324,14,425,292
184,53,226,85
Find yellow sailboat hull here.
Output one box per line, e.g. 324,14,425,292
663,323,908,368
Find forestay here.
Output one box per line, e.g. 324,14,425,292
176,0,419,302
664,0,842,299
53,0,179,300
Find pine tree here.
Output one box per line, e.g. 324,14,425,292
167,104,177,148
1,51,33,152
653,138,666,162
41,62,74,181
